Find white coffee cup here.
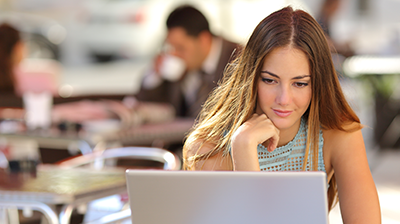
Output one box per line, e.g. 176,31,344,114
159,54,186,81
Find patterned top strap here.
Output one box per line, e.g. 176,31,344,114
258,118,326,173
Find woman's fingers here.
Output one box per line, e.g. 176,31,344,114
230,113,280,170
255,115,279,152
267,129,279,152
239,113,280,151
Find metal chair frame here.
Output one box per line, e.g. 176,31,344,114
58,146,181,224
58,146,181,171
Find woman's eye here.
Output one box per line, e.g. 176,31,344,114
261,78,275,84
294,82,309,88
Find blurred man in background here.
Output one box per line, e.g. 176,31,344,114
317,0,354,58
135,5,240,118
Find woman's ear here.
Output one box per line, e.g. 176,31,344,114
12,41,26,66
198,30,212,50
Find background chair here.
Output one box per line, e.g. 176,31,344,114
57,146,181,224
0,146,180,224
57,146,181,171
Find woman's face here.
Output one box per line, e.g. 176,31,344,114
255,46,312,133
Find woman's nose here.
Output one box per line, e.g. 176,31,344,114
276,85,292,106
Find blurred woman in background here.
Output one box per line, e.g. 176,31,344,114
0,23,25,95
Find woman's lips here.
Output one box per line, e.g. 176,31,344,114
273,109,293,117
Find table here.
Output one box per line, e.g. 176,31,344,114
97,118,194,146
1,118,194,149
0,165,126,224
0,131,92,164
0,131,85,151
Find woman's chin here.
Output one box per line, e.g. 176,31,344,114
270,116,299,131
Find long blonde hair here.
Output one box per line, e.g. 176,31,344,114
183,6,361,211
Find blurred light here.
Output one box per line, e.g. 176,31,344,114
77,8,89,23
343,56,400,77
127,8,146,24
229,1,288,43
378,187,400,223
47,24,67,45
59,84,74,98
163,152,176,169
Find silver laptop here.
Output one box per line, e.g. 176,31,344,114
125,170,328,224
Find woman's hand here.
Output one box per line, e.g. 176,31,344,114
232,114,279,152
230,114,279,171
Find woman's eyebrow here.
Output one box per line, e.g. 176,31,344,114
260,70,310,80
260,70,278,78
292,75,311,80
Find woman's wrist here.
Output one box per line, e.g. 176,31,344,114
231,140,260,171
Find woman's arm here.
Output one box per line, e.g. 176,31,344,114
325,128,381,223
185,114,279,171
231,114,279,171
185,141,232,171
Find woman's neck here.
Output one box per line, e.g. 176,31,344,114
276,119,302,147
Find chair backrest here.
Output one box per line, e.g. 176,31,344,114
57,147,181,224
57,147,181,170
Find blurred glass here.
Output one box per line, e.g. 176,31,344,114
23,91,53,130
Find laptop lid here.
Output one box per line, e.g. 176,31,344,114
125,170,328,224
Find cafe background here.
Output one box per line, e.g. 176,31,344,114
0,0,400,223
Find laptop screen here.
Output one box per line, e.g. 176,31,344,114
126,170,328,224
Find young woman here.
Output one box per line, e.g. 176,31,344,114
183,6,381,223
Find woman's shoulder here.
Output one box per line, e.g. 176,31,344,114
185,140,216,158
323,121,365,163
184,139,232,171
323,121,362,142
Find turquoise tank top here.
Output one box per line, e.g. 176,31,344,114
257,118,326,172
